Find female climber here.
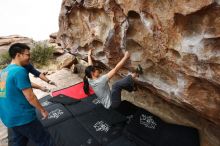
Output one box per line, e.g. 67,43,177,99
83,48,142,109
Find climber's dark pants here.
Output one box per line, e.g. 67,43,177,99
110,75,134,109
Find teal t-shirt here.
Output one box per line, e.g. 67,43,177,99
0,64,36,128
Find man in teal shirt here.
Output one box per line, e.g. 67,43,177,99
0,43,53,146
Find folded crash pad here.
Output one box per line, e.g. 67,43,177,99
116,100,139,124
52,82,95,99
36,103,72,127
124,108,166,146
123,103,200,146
92,106,127,125
66,101,102,117
49,94,80,105
81,94,99,103
106,136,137,146
66,94,102,116
157,124,200,146
125,132,154,146
38,95,53,107
48,118,100,146
76,106,126,145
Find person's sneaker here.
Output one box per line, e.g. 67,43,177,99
130,64,143,78
130,64,143,91
135,64,143,75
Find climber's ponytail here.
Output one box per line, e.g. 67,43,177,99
83,65,96,95
83,75,90,95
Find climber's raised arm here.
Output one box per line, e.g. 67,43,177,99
88,48,94,66
107,51,130,80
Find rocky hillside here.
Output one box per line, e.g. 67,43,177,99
3,0,218,146
0,35,33,53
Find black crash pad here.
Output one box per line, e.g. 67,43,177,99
116,100,139,124
124,108,166,146
36,103,72,127
106,136,137,146
38,95,53,107
66,94,102,117
76,106,126,145
66,100,101,117
157,124,200,146
48,118,100,146
49,94,80,105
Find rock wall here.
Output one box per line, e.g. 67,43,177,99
57,0,220,145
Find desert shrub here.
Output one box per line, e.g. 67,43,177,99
31,41,55,67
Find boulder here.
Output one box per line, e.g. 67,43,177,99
57,0,220,145
56,53,77,69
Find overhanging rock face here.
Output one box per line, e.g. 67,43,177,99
57,1,220,145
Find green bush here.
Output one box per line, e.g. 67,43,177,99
0,52,11,69
31,41,55,67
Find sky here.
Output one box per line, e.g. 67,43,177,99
0,0,62,41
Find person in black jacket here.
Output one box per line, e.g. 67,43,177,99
23,63,56,92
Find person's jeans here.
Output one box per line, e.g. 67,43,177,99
10,119,54,146
111,75,134,108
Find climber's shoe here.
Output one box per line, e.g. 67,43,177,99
136,64,143,75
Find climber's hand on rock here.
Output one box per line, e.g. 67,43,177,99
124,51,130,59
88,48,94,56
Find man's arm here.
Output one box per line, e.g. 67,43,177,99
31,82,42,89
25,64,56,85
88,48,94,66
22,88,48,119
25,64,41,77
39,73,56,86
107,51,130,80
39,73,49,83
31,82,49,92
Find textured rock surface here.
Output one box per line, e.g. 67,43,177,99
56,53,77,69
57,0,220,145
49,32,58,43
0,35,33,54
